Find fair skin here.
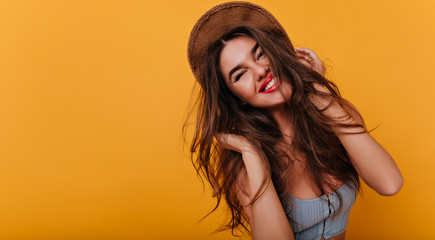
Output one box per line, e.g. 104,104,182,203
217,36,403,240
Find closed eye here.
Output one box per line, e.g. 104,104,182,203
257,51,264,60
234,70,246,82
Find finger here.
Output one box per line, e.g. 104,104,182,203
296,47,313,54
296,47,319,60
304,49,319,61
295,47,310,52
296,52,309,58
298,58,312,68
297,53,313,63
215,134,233,151
215,133,249,153
215,133,229,144
216,133,242,146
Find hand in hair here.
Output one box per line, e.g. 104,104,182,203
295,47,326,77
215,133,256,154
309,83,366,133
215,133,294,240
215,133,268,189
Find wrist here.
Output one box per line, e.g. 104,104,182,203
321,99,346,119
241,150,269,179
322,100,366,134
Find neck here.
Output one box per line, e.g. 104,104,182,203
267,104,293,142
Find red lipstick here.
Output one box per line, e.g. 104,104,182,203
258,73,278,94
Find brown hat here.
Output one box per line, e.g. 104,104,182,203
187,1,294,84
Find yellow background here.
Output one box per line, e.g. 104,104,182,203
0,0,433,239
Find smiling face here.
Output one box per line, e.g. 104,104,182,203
219,36,292,110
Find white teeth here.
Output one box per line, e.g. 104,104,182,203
263,78,276,91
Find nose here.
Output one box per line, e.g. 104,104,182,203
253,63,268,81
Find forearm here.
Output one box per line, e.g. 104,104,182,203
241,151,294,240
337,132,403,195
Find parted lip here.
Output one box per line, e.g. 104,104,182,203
258,73,274,93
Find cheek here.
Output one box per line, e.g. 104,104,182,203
227,82,252,101
279,81,293,100
237,83,256,101
232,89,249,102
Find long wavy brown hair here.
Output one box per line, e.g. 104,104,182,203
184,25,365,236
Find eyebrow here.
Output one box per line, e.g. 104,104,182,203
228,43,260,81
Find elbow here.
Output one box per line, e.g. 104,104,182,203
378,177,404,196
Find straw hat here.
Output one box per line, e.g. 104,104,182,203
187,1,294,84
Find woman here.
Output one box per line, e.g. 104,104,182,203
185,2,403,240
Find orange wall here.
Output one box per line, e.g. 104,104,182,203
0,0,433,239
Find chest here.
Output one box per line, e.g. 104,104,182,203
285,153,344,200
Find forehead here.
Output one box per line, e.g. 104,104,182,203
219,36,257,75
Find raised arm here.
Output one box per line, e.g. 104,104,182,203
323,99,403,196
298,47,403,196
216,134,294,240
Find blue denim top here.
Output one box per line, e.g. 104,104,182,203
284,179,357,240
